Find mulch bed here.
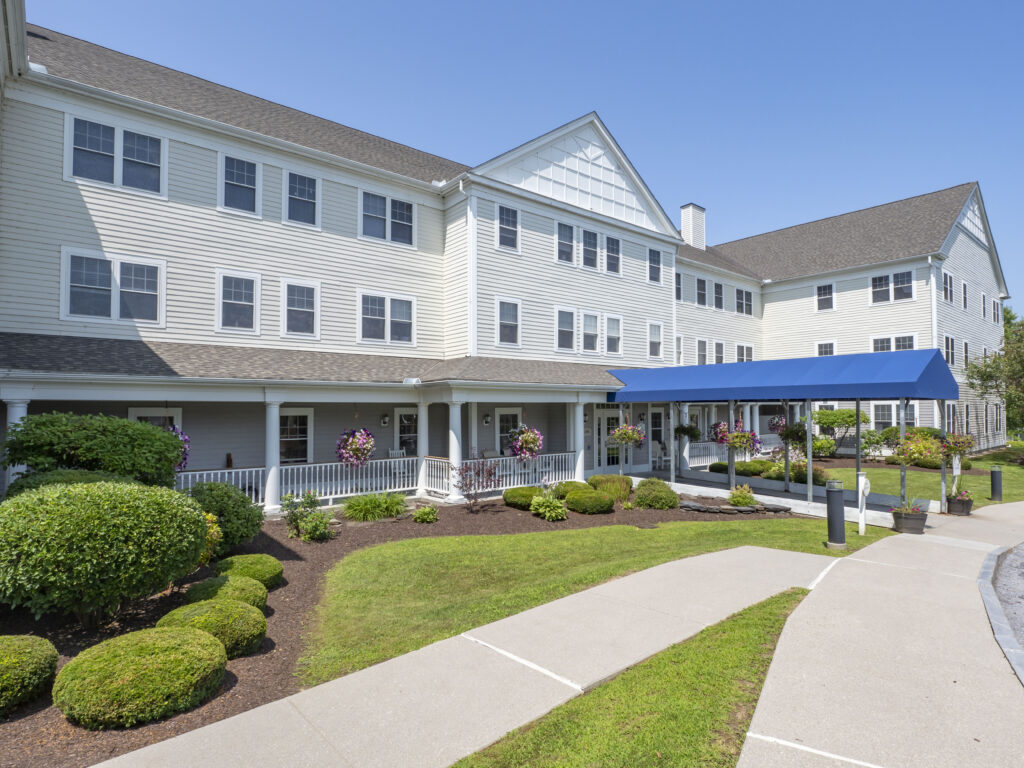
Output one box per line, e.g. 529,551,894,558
0,495,795,768
813,457,988,476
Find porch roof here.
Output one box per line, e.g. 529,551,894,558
607,349,959,403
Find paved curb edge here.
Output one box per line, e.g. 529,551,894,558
977,545,1024,687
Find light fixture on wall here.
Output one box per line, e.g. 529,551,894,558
482,414,492,426
380,414,390,427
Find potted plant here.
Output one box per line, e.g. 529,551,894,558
890,502,927,534
946,479,974,516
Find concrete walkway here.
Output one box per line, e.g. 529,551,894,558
739,501,1024,768
98,545,833,768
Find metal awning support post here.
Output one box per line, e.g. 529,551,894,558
728,399,736,490
681,403,691,470
855,398,862,476
939,399,947,514
805,399,813,503
782,399,790,493
618,403,625,476
668,401,676,484
899,397,907,506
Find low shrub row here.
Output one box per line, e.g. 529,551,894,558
565,489,614,514
587,474,632,502
503,486,543,510
633,478,679,510
708,459,774,477
883,455,973,470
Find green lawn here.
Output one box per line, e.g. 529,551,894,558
297,519,890,686
455,589,807,768
829,447,1024,508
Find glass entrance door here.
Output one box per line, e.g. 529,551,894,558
598,414,620,468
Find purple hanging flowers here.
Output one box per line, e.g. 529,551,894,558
167,424,190,472
509,424,544,461
336,428,376,467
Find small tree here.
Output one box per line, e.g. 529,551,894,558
452,458,499,513
811,408,869,445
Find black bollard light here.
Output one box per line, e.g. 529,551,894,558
826,479,846,550
991,465,1003,503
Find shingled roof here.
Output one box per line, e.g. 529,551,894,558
24,25,469,184
712,182,977,281
0,333,622,387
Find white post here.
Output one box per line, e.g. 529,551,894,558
857,471,868,536
264,401,281,513
668,401,676,484
742,403,751,432
681,403,691,470
4,399,30,490
898,397,907,506
573,402,585,481
805,399,813,503
446,401,464,502
416,401,429,497
727,399,736,489
939,399,947,514
752,404,761,436
566,404,574,452
468,402,479,457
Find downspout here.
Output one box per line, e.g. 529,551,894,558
929,254,940,427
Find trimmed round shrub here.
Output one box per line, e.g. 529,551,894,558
565,490,615,515
708,462,728,474
184,575,267,611
0,635,58,717
52,627,226,729
552,480,590,499
587,474,633,502
0,483,206,626
188,482,264,556
4,469,138,499
2,412,185,487
503,486,543,510
634,478,679,510
157,600,266,658
213,554,283,590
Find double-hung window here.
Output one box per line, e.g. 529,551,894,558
217,270,260,333
68,116,166,195
280,408,313,464
675,272,682,301
962,281,968,310
892,271,913,300
945,402,958,433
736,289,752,315
648,250,661,283
556,223,574,263
62,248,164,325
873,404,893,431
496,299,520,346
696,339,708,365
994,300,1000,323
714,341,724,364
963,340,969,363
713,282,723,310
895,335,915,350
873,337,892,352
606,315,622,354
497,206,519,250
816,284,834,311
286,172,318,226
360,292,414,344
871,275,891,304
942,271,954,303
605,237,620,274
696,278,707,306
362,192,415,245
222,155,258,213
817,342,835,356
582,231,599,269
736,345,753,362
648,323,662,359
944,335,956,366
282,281,319,338
556,308,575,351
582,313,600,352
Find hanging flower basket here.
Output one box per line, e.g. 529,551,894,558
509,424,544,461
167,424,190,472
768,415,787,434
714,421,761,454
609,423,646,448
336,428,376,467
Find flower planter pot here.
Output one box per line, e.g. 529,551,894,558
892,510,927,534
946,497,973,516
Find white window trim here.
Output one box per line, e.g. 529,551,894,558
694,277,709,309
944,335,956,366
603,235,623,277
604,313,624,356
736,344,754,362
695,337,708,365
217,151,263,218
280,170,322,230
279,278,322,340
393,407,418,455
814,282,836,313
982,293,988,319
961,280,968,311
734,287,753,316
553,305,577,353
647,249,662,284
713,282,725,311
60,246,167,327
128,407,183,431
280,407,314,465
580,309,602,355
871,400,919,431
713,340,725,364
494,407,523,453
579,229,601,272
554,221,576,267
647,321,664,360
869,269,916,305
869,333,918,353
63,112,169,200
356,288,418,346
942,270,954,304
494,204,521,254
357,188,417,249
215,267,262,336
494,295,522,349
816,339,838,356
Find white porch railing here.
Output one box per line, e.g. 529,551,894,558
461,451,576,492
175,467,266,505
686,441,730,469
281,457,418,500
424,456,450,495
758,434,783,454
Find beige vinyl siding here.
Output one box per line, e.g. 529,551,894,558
473,196,676,366
674,263,762,364
0,94,447,357
442,196,469,357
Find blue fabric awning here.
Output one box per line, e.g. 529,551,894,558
607,349,959,403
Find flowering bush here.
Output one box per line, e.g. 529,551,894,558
167,424,190,472
893,433,943,466
509,425,544,460
942,433,975,458
768,415,786,434
336,428,375,467
890,503,925,515
609,423,646,448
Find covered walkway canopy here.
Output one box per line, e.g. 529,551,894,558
607,349,958,403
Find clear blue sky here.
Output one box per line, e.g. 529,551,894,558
30,0,1023,304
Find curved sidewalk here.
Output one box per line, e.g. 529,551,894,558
739,502,1024,768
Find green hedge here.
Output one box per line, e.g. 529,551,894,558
551,480,591,499
158,599,266,659
188,482,263,556
708,460,774,477
343,492,406,521
184,575,267,611
503,486,543,510
213,554,283,590
762,463,830,486
565,490,615,514
0,635,58,717
4,469,138,499
0,483,206,625
52,627,226,729
633,478,679,510
587,474,632,502
2,412,185,487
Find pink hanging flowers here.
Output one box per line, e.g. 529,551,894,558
609,423,646,448
509,424,544,460
714,420,762,453
336,428,376,467
167,424,190,472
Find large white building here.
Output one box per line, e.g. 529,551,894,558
0,10,1008,507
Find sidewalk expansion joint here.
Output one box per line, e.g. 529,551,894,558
745,733,888,768
846,556,973,581
460,633,584,693
808,558,841,590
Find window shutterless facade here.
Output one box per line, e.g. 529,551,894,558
582,230,599,269
605,315,622,355
944,335,955,366
361,191,415,245
65,115,168,196
696,339,708,365
675,272,682,301
816,283,834,311
871,270,914,304
284,172,319,227
714,282,723,310
605,237,620,274
556,223,574,263
281,280,320,339
714,341,724,364
817,342,835,356
962,281,968,310
497,205,519,250
221,155,260,214
873,337,892,353
963,341,969,363
736,289,752,315
358,291,416,344
648,249,661,283
696,278,707,306
582,312,600,352
555,307,576,351
216,269,261,333
280,408,313,464
61,247,166,326
895,335,914,350
648,322,662,359
495,297,520,347
736,345,753,362
994,299,1000,323
943,271,954,303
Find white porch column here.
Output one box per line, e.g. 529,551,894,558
416,401,429,496
264,401,281,513
446,401,464,502
681,403,690,470
752,404,761,435
468,402,479,457
742,403,751,431
4,399,30,490
805,399,813,503
565,404,574,452
573,402,585,481
668,402,676,484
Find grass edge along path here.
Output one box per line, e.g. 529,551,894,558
297,519,888,686
454,588,808,768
